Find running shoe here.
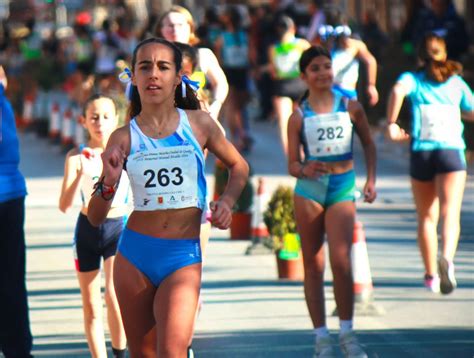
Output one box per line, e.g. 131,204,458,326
339,331,368,358
187,346,194,358
313,336,336,358
438,257,457,294
424,274,440,293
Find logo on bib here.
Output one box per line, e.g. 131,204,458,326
169,195,177,203
143,198,150,206
158,196,163,204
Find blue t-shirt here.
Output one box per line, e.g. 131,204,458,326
397,71,473,151
0,84,27,203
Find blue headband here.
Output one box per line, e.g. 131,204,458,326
118,67,133,100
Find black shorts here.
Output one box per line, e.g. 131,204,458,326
410,149,466,181
223,67,249,91
73,213,125,272
273,78,306,101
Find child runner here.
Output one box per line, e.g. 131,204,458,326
318,7,378,106
268,15,310,154
59,94,128,357
287,46,376,358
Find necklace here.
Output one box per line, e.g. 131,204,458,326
137,115,166,137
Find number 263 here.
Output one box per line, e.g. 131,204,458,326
144,168,183,187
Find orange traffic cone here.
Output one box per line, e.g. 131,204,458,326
22,94,35,129
49,102,60,140
245,177,272,255
251,177,269,238
61,108,74,150
352,221,373,303
351,221,384,315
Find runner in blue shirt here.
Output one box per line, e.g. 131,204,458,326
386,33,473,294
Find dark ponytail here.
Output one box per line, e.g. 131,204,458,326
417,33,462,83
127,37,201,119
422,60,462,83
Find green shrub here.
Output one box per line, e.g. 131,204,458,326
263,186,296,238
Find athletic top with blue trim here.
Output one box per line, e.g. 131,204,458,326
220,30,249,69
77,144,129,208
398,72,473,151
126,108,207,211
331,47,359,95
0,84,27,203
300,89,354,162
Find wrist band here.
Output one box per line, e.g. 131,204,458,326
92,176,117,201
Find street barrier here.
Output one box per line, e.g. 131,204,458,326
19,93,35,129
73,106,85,146
49,102,60,140
61,107,74,150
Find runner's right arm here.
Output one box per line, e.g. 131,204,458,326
59,149,82,213
87,128,128,226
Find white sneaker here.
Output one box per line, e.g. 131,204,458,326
339,331,368,358
438,257,457,294
314,336,336,358
187,346,194,358
424,274,441,293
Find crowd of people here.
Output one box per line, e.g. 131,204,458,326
0,0,472,357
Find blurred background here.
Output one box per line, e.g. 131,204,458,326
2,0,473,155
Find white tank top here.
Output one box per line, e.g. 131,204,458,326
78,144,130,208
331,48,359,90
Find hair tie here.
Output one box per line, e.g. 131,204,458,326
118,67,132,83
318,25,351,40
181,75,201,98
334,25,351,37
318,25,334,41
118,67,133,100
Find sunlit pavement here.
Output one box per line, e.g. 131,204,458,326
19,118,473,357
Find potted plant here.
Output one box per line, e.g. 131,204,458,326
263,186,304,280
213,159,254,240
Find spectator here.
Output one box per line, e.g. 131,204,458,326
412,0,469,60
305,0,326,44
0,65,33,358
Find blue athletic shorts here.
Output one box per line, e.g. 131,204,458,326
118,228,202,287
410,149,466,181
73,213,125,272
294,170,356,208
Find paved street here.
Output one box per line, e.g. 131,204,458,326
17,117,474,358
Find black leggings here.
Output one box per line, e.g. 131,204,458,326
0,197,33,357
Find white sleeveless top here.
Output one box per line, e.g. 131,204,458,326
78,144,130,208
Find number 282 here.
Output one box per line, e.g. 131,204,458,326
317,126,344,140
